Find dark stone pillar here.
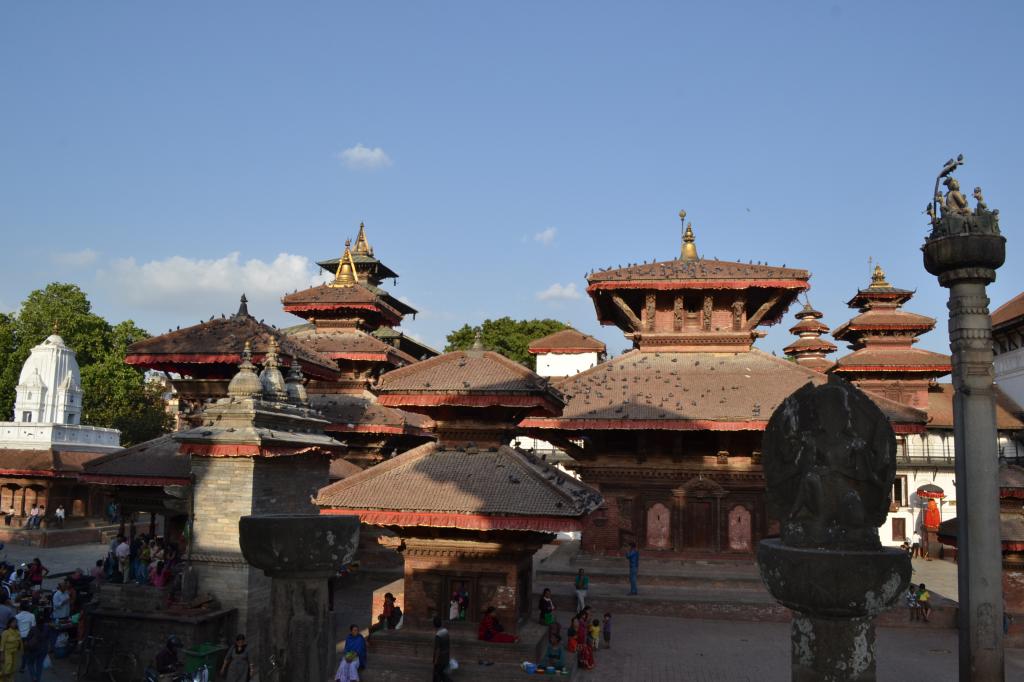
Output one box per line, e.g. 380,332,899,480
239,514,359,682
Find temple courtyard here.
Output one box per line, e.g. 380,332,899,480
15,540,1023,681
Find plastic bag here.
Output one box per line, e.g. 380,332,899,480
42,655,51,669
448,658,459,671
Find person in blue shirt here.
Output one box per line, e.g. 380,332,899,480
344,624,368,669
625,542,639,595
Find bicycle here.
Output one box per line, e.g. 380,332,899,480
75,635,138,682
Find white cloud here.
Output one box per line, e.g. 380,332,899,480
96,252,323,318
52,249,99,266
537,282,582,301
338,143,393,170
533,227,557,246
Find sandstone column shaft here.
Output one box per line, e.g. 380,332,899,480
948,280,1004,681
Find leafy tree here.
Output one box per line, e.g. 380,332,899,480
0,283,171,445
445,317,569,368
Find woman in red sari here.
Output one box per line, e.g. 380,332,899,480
478,606,518,643
577,635,595,670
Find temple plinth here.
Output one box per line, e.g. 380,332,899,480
239,514,359,682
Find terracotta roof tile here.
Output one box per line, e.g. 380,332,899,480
315,442,601,519
125,311,339,379
587,258,809,285
926,383,1024,430
0,449,104,476
82,435,188,483
525,349,927,430
377,350,563,400
286,328,417,366
528,329,606,354
832,309,936,339
833,348,951,372
311,394,434,434
993,292,1024,329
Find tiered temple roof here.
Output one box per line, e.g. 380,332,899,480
830,266,951,410
528,328,607,355
316,222,400,286
585,215,809,353
783,301,837,372
125,295,340,381
317,343,600,532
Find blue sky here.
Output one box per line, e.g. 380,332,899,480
1,1,1022,358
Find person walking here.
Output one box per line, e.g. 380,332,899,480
911,530,922,559
220,634,252,682
432,615,452,682
573,569,589,612
0,619,22,682
625,542,639,595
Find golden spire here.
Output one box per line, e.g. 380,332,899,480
868,264,889,289
329,239,359,288
680,210,698,261
353,221,373,257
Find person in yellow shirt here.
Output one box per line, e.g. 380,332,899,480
0,618,23,682
917,583,931,623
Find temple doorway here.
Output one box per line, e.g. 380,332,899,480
645,502,671,549
683,501,712,549
728,505,752,551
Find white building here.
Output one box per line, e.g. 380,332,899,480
0,333,120,453
994,292,1024,409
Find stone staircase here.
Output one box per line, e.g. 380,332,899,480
357,622,577,681
534,541,958,629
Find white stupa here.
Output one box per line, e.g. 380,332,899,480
0,333,120,452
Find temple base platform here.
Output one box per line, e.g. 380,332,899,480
0,519,119,547
355,621,578,681
535,541,957,629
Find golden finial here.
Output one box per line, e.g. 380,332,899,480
680,214,698,262
51,320,59,335
353,221,373,257
329,239,359,288
869,264,889,289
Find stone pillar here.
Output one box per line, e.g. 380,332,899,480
239,514,359,682
922,167,1006,681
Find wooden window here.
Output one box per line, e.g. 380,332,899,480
892,517,907,542
892,475,908,507
21,412,31,423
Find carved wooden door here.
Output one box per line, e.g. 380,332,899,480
645,502,671,550
728,505,752,551
685,501,711,549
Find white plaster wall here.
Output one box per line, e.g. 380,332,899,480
536,352,600,378
883,467,958,547
14,335,82,424
0,422,121,452
996,346,1024,409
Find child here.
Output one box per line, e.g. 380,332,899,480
917,583,931,623
335,650,359,682
589,618,601,650
566,617,578,653
906,583,919,622
602,612,612,649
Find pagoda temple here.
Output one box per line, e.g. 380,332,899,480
520,213,924,556
317,342,600,638
783,300,837,372
830,265,951,409
124,296,341,428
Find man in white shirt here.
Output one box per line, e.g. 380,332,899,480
51,581,71,620
55,504,66,528
911,530,922,558
25,505,38,529
15,601,35,638
115,536,131,583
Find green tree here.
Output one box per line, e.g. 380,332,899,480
0,283,171,445
445,317,569,368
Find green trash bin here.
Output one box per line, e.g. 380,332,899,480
183,642,228,674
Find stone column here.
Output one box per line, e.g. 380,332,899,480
239,514,359,682
922,167,1006,681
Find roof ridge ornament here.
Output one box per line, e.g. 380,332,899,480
227,341,263,399
471,329,484,352
330,239,359,288
353,221,373,257
868,264,890,289
679,210,698,262
236,293,249,318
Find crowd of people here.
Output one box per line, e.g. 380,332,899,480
1,505,67,531
0,556,96,681
106,533,181,586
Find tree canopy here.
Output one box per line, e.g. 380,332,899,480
444,317,569,368
0,283,172,446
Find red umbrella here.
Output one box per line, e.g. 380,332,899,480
916,483,946,500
